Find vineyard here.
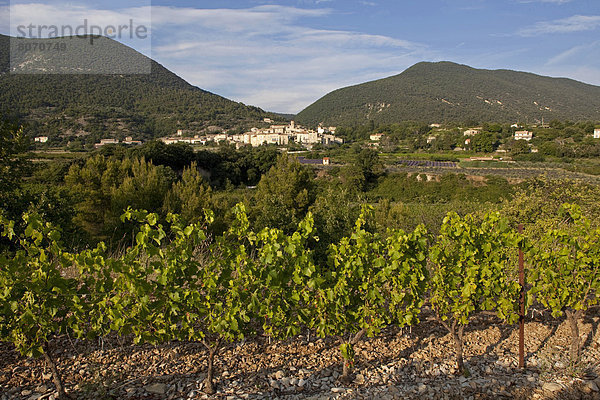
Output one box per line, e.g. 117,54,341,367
1,204,600,399
386,164,600,185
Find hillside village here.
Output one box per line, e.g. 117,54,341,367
159,120,343,149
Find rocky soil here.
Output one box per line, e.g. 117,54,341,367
1,310,600,400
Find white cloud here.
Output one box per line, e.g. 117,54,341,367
519,15,600,36
546,41,600,65
147,4,429,112
1,2,429,112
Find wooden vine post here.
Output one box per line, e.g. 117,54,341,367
518,224,525,369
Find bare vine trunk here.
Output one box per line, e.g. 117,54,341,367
450,325,466,376
203,340,220,395
340,329,366,383
42,344,69,399
565,310,582,365
342,358,351,382
439,319,468,377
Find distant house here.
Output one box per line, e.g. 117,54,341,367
161,137,180,145
94,138,119,148
34,136,48,143
594,129,600,139
514,130,533,141
427,136,436,144
321,134,343,145
370,133,385,141
212,134,229,143
248,133,289,147
429,123,441,128
463,129,480,137
122,136,142,145
271,125,288,134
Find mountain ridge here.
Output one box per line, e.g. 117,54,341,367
295,61,600,126
0,34,279,145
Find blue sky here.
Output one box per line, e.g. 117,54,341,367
2,0,600,113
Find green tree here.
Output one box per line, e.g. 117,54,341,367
253,155,316,233
0,122,29,194
133,141,196,172
0,122,31,221
470,132,498,153
65,156,174,243
111,158,174,221
163,162,212,225
510,139,530,156
356,148,383,186
310,186,361,262
65,155,130,240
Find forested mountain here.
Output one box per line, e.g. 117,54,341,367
296,61,600,126
0,34,279,144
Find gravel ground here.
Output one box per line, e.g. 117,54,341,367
1,310,600,400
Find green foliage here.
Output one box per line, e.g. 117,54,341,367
529,204,600,363
132,141,196,172
430,212,521,325
249,212,317,340
429,211,522,373
469,132,498,153
191,204,254,344
501,178,600,242
200,145,279,188
0,122,31,222
370,173,512,204
252,155,316,233
0,122,29,195
111,158,175,221
163,162,212,226
3,198,600,389
530,204,600,317
64,155,174,242
510,139,530,156
342,148,383,191
310,186,361,262
0,214,76,358
311,206,429,377
296,61,600,126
